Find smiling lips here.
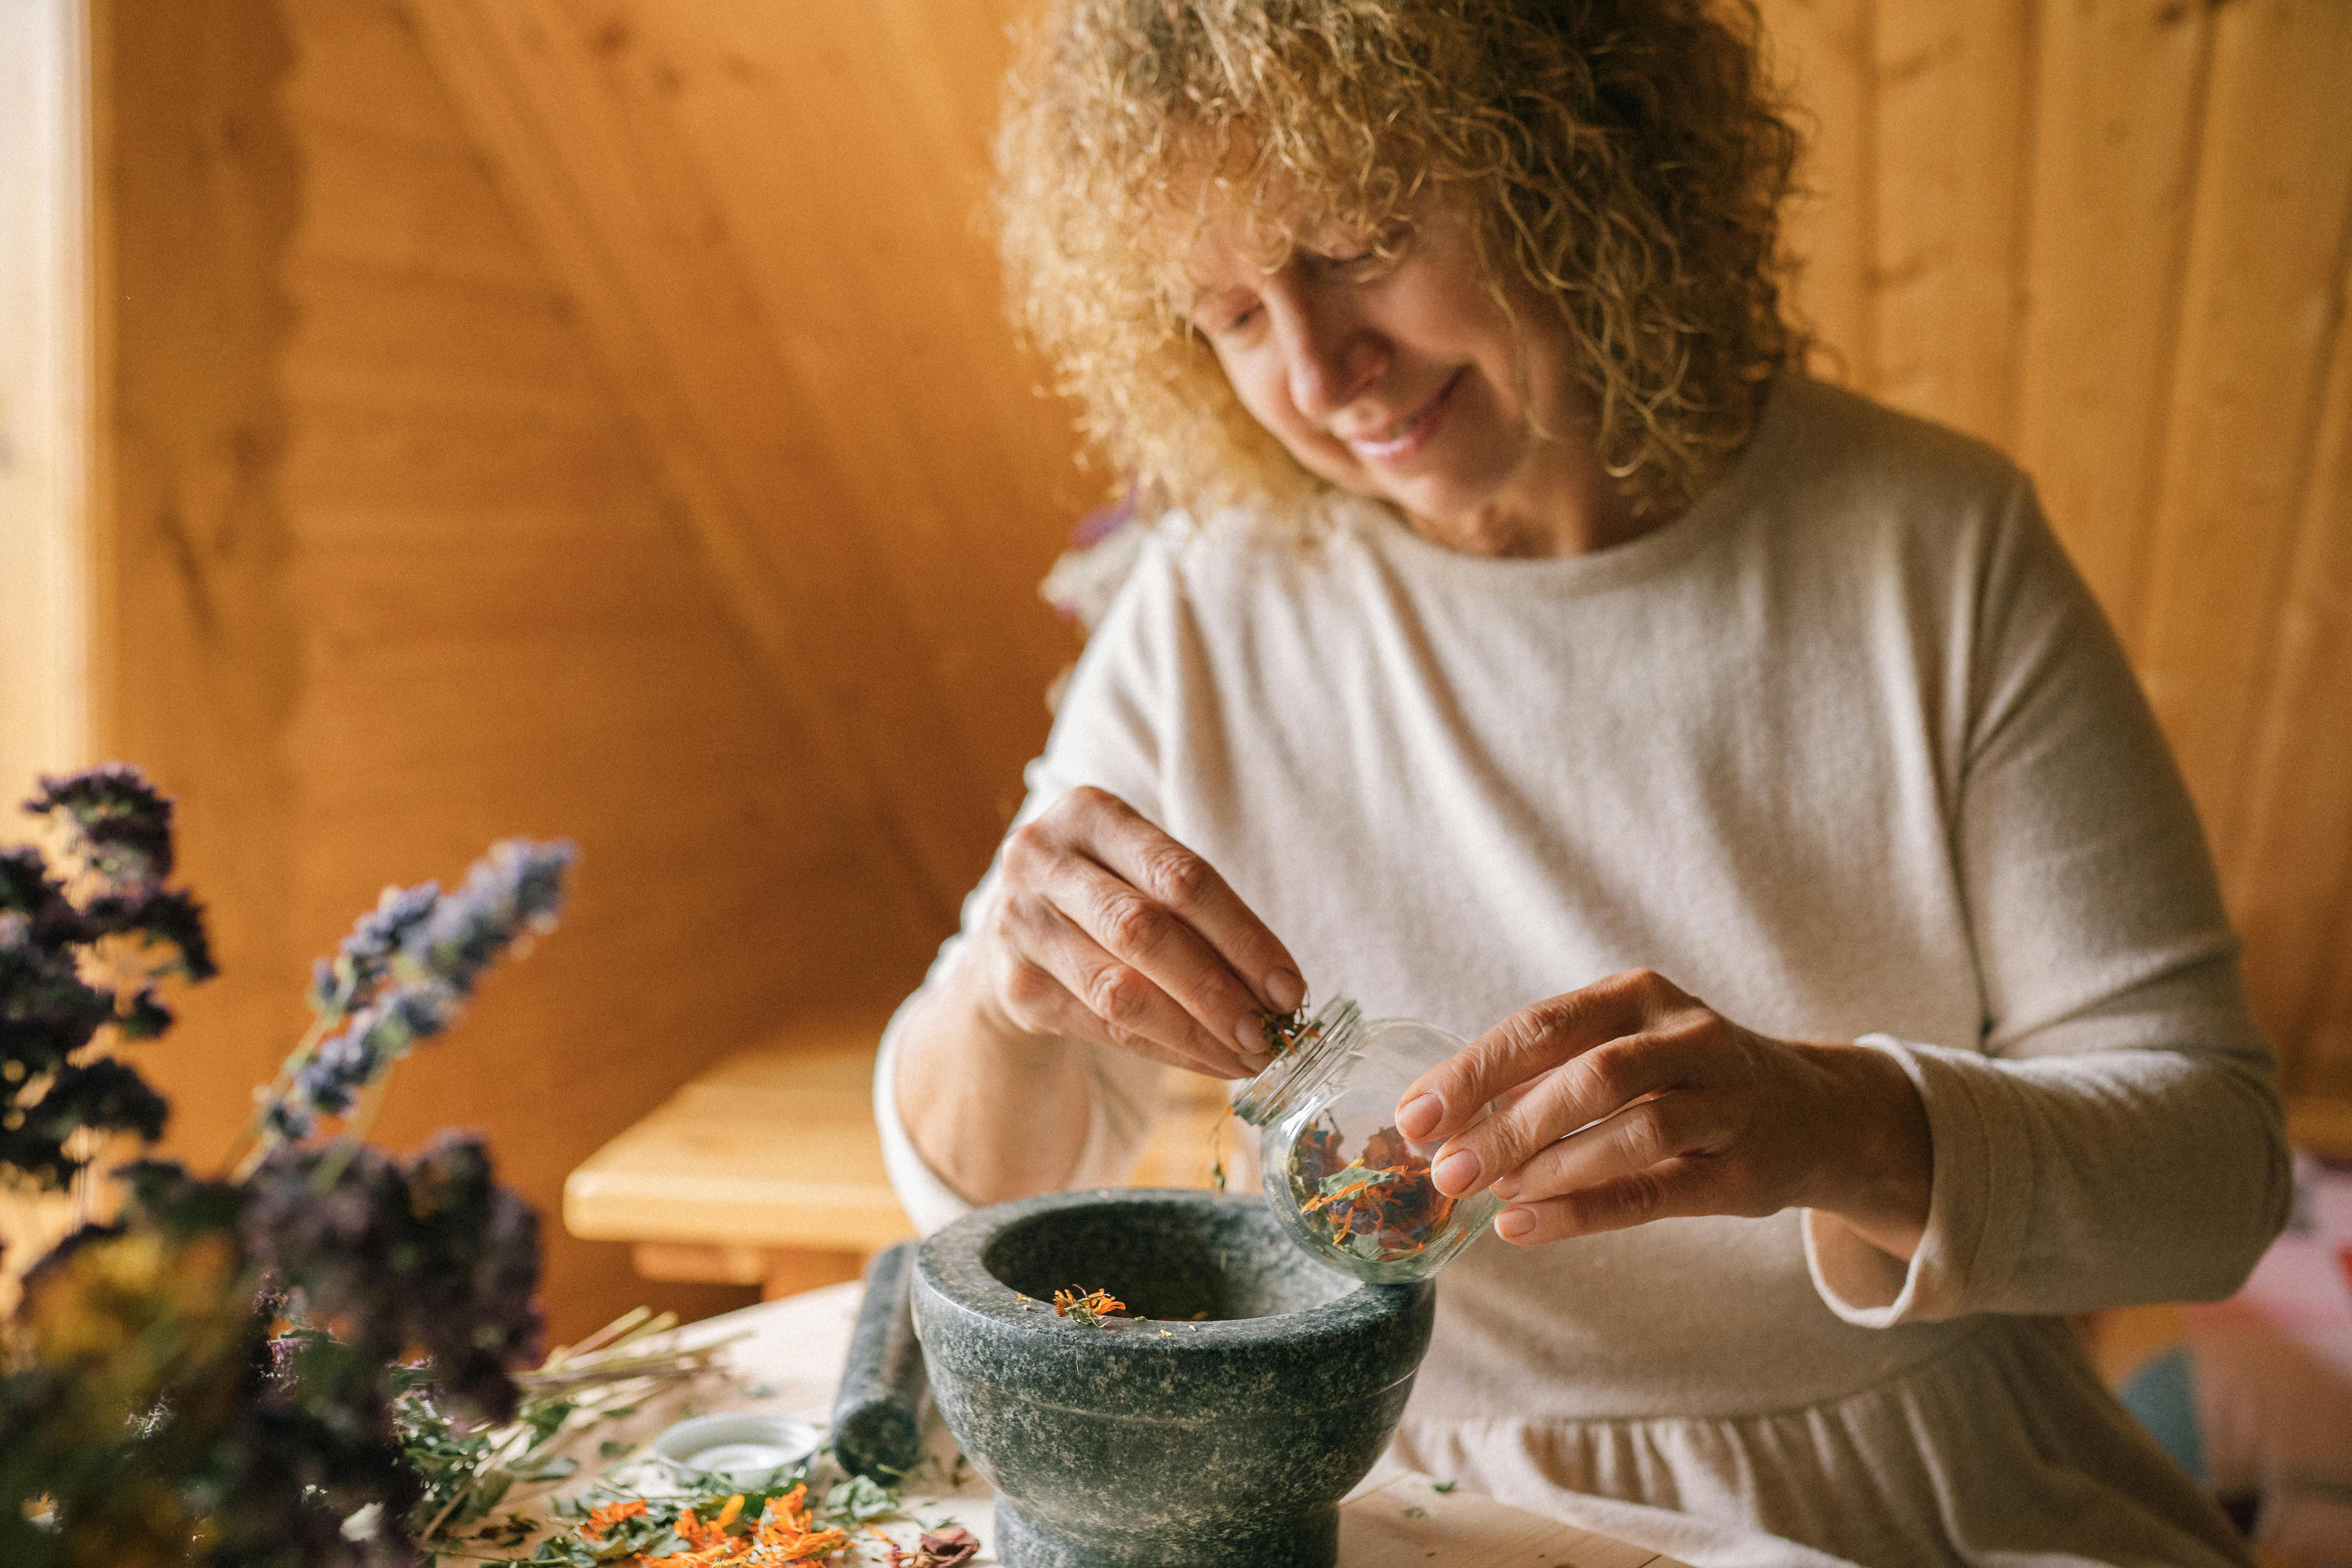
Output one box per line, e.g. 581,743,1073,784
1342,368,1467,466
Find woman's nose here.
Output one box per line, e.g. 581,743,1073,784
1278,299,1386,421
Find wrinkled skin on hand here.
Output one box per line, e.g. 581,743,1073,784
975,785,1305,1080
1396,969,1932,1258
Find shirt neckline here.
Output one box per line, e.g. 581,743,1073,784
1340,376,1793,597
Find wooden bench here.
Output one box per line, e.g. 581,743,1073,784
563,1009,1238,1299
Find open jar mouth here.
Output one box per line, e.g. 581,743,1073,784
1231,998,1364,1128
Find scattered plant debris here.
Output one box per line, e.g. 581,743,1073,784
1050,1287,1126,1326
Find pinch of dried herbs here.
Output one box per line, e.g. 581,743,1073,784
1259,1003,1321,1060
1049,1287,1125,1326
1287,1118,1456,1263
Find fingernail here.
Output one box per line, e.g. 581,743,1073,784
1236,1017,1269,1055
1397,1093,1442,1139
1490,1172,1520,1200
1266,971,1306,1011
1432,1150,1481,1195
1496,1207,1535,1241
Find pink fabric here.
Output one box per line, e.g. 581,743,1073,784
2191,1154,2352,1562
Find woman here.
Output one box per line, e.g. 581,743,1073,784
875,2,2292,1563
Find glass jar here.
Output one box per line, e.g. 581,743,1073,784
1232,999,1500,1283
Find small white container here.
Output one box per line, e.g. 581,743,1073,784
651,1412,821,1484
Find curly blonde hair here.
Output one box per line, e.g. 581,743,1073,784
997,0,1807,526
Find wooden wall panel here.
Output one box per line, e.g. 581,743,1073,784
1862,0,2031,447
399,0,1081,933
1760,0,1871,379
609,0,1091,820
101,0,306,1185
97,0,944,1341
2234,266,2352,1098
2132,0,2352,868
2009,0,2210,641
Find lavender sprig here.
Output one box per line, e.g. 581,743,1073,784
308,882,440,1018
255,839,576,1145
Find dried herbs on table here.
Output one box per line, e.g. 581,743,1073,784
515,1471,898,1567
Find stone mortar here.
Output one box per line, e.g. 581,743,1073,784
912,1188,1435,1568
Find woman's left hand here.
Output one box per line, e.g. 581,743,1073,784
1394,969,1934,1260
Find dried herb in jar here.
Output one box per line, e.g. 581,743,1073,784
1286,1117,1457,1264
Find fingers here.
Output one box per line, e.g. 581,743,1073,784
1070,789,1306,1016
1429,1018,1719,1196
1396,969,1681,1145
1492,1158,1720,1245
1488,1091,1717,1203
993,788,1301,1077
1029,850,1273,1074
987,911,1244,1080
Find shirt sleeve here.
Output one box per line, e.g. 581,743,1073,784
1804,478,2294,1325
871,530,1190,1232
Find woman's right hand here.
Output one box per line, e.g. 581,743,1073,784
972,786,1306,1079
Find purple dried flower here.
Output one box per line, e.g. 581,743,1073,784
399,1132,544,1418
409,840,575,1001
25,763,177,886
1,911,122,1075
76,884,218,982
240,1133,543,1424
113,986,175,1041
0,846,77,940
265,976,473,1142
258,842,572,1145
0,1058,172,1185
309,881,441,1017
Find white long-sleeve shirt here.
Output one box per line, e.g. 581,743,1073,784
875,377,2291,1566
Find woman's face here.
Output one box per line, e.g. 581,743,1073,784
1175,187,1608,554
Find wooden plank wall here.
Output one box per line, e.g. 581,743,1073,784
398,0,1090,924
1764,0,2352,1100
96,0,947,1339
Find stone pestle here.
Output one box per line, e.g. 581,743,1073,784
831,1240,928,1483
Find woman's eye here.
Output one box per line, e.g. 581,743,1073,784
1323,249,1391,282
1214,303,1261,336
